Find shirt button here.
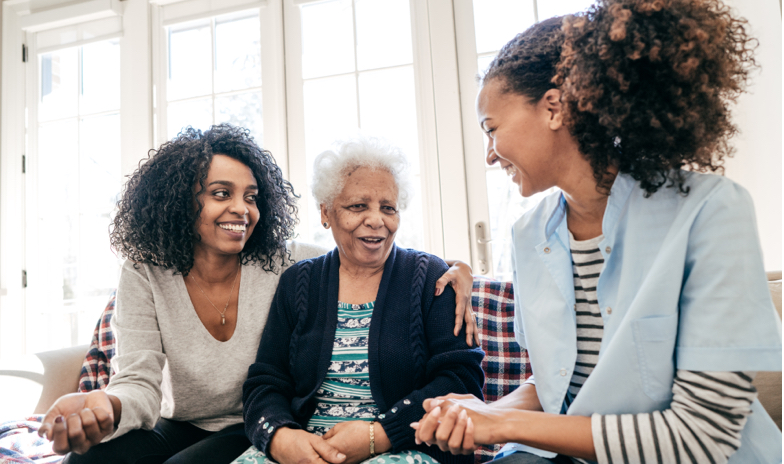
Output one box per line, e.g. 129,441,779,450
258,417,265,424
573,304,576,310
560,368,567,376
544,247,551,254
268,426,274,434
605,246,612,253
391,407,398,413
606,307,613,315
262,422,269,429
403,399,411,405
378,414,386,419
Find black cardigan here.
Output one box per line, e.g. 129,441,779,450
243,245,485,464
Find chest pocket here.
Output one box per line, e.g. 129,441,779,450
632,315,678,401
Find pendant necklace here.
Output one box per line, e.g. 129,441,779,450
189,260,241,326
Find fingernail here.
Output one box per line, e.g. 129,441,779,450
433,399,443,406
337,453,346,460
55,416,63,424
459,409,467,419
432,406,441,415
435,288,442,296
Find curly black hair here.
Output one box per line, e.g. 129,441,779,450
110,124,298,275
482,0,756,195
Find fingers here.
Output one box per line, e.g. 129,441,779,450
415,406,442,446
66,412,90,455
463,417,476,454
448,410,469,455
463,305,479,347
312,435,346,464
51,415,70,455
434,405,461,452
434,275,449,297
92,407,114,436
454,297,466,339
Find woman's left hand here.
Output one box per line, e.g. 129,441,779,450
438,261,480,346
412,394,499,454
323,421,391,464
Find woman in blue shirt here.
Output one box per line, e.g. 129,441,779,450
412,1,782,463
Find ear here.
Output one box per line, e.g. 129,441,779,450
320,204,329,225
542,89,565,131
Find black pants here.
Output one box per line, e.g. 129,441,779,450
493,452,573,464
62,418,250,464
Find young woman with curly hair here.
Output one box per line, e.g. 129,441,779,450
413,1,781,463
35,125,477,464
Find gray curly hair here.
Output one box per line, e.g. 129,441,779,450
311,137,413,210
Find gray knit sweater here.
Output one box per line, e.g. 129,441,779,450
104,241,327,440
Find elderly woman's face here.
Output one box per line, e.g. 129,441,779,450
322,167,400,270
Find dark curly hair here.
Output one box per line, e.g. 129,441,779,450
110,124,298,275
483,0,756,195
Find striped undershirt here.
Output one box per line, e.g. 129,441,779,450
566,233,605,408
565,234,757,464
306,301,380,435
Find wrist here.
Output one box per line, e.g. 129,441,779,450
372,421,391,454
269,426,294,460
107,394,122,426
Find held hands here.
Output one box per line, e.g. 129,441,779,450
411,394,499,455
38,391,116,455
269,428,346,464
323,421,390,464
436,260,480,347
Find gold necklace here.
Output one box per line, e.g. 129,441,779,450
189,261,241,326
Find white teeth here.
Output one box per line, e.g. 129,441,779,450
504,165,517,177
220,223,246,232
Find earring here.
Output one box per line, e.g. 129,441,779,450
323,222,328,228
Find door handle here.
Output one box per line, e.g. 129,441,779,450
474,221,492,275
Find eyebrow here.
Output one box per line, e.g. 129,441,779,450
208,180,258,190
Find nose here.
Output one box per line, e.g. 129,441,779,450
228,196,249,216
363,208,385,229
485,142,498,166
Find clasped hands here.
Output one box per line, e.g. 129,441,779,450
37,391,117,455
411,393,503,456
270,420,390,464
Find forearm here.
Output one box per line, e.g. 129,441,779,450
496,409,595,461
490,382,542,411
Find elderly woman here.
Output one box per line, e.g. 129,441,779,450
233,137,485,464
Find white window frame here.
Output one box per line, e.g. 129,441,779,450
0,0,153,358
282,0,472,260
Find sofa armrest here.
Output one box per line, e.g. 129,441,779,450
0,344,89,417
754,272,782,430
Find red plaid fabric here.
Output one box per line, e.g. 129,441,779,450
77,291,116,393
473,278,532,464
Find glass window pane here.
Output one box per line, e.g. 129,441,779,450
358,66,419,171
472,0,536,54
300,0,355,79
355,0,412,71
537,0,596,21
39,48,79,121
167,97,213,139
215,13,261,93
168,20,212,101
357,66,423,251
81,39,120,114
303,74,358,166
478,54,495,76
216,91,263,145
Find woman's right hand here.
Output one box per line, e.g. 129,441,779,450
269,427,347,464
38,391,117,455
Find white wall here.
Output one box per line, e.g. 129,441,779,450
722,0,782,271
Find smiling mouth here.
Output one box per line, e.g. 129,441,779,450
360,237,384,244
503,165,518,177
220,223,247,232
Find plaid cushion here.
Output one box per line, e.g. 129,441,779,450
77,291,116,392
473,278,532,463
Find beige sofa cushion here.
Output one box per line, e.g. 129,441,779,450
753,272,782,430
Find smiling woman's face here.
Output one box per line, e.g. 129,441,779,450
193,154,260,258
321,166,400,271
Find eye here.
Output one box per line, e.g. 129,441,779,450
213,190,229,198
246,194,258,202
484,127,496,136
382,205,397,214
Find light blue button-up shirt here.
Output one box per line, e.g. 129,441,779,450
512,171,782,463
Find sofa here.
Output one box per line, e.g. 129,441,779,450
1,273,781,463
